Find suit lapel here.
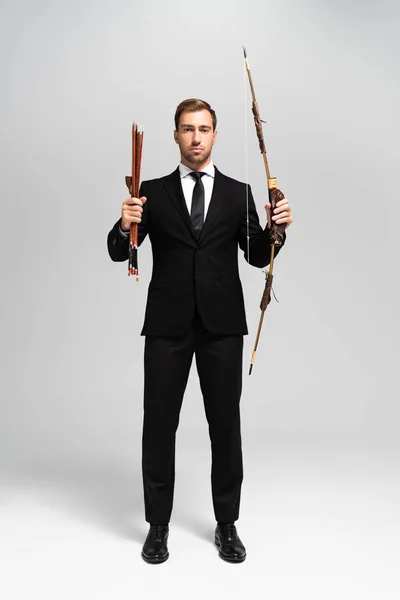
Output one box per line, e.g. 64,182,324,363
198,166,224,243
163,168,197,242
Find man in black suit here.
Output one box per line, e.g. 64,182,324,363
107,99,293,564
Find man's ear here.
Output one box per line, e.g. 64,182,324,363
213,130,218,145
174,130,179,144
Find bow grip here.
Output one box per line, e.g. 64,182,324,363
268,178,286,246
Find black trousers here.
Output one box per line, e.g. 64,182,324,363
142,310,244,525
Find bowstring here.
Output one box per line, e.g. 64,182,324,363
243,55,250,266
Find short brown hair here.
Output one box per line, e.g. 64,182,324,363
174,98,217,131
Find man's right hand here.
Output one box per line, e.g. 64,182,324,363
121,196,147,231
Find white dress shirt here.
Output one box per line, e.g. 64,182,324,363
119,161,215,237
179,160,215,218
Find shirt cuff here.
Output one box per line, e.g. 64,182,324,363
119,227,129,239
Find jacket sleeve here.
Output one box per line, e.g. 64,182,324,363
237,184,286,268
107,182,149,262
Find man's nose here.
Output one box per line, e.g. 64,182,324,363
192,129,201,144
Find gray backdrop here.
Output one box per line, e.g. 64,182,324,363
1,0,399,597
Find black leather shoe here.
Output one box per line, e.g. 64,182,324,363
215,523,246,563
141,525,169,564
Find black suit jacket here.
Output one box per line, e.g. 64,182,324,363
107,166,285,336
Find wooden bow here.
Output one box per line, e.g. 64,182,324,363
243,47,286,374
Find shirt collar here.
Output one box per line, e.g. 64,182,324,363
179,160,215,179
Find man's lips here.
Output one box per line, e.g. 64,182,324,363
190,147,203,151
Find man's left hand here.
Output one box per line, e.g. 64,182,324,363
265,197,293,229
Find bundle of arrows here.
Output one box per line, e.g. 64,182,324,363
125,122,144,280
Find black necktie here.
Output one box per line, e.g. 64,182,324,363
189,171,205,236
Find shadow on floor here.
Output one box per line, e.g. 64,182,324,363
2,458,145,543
1,458,215,545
